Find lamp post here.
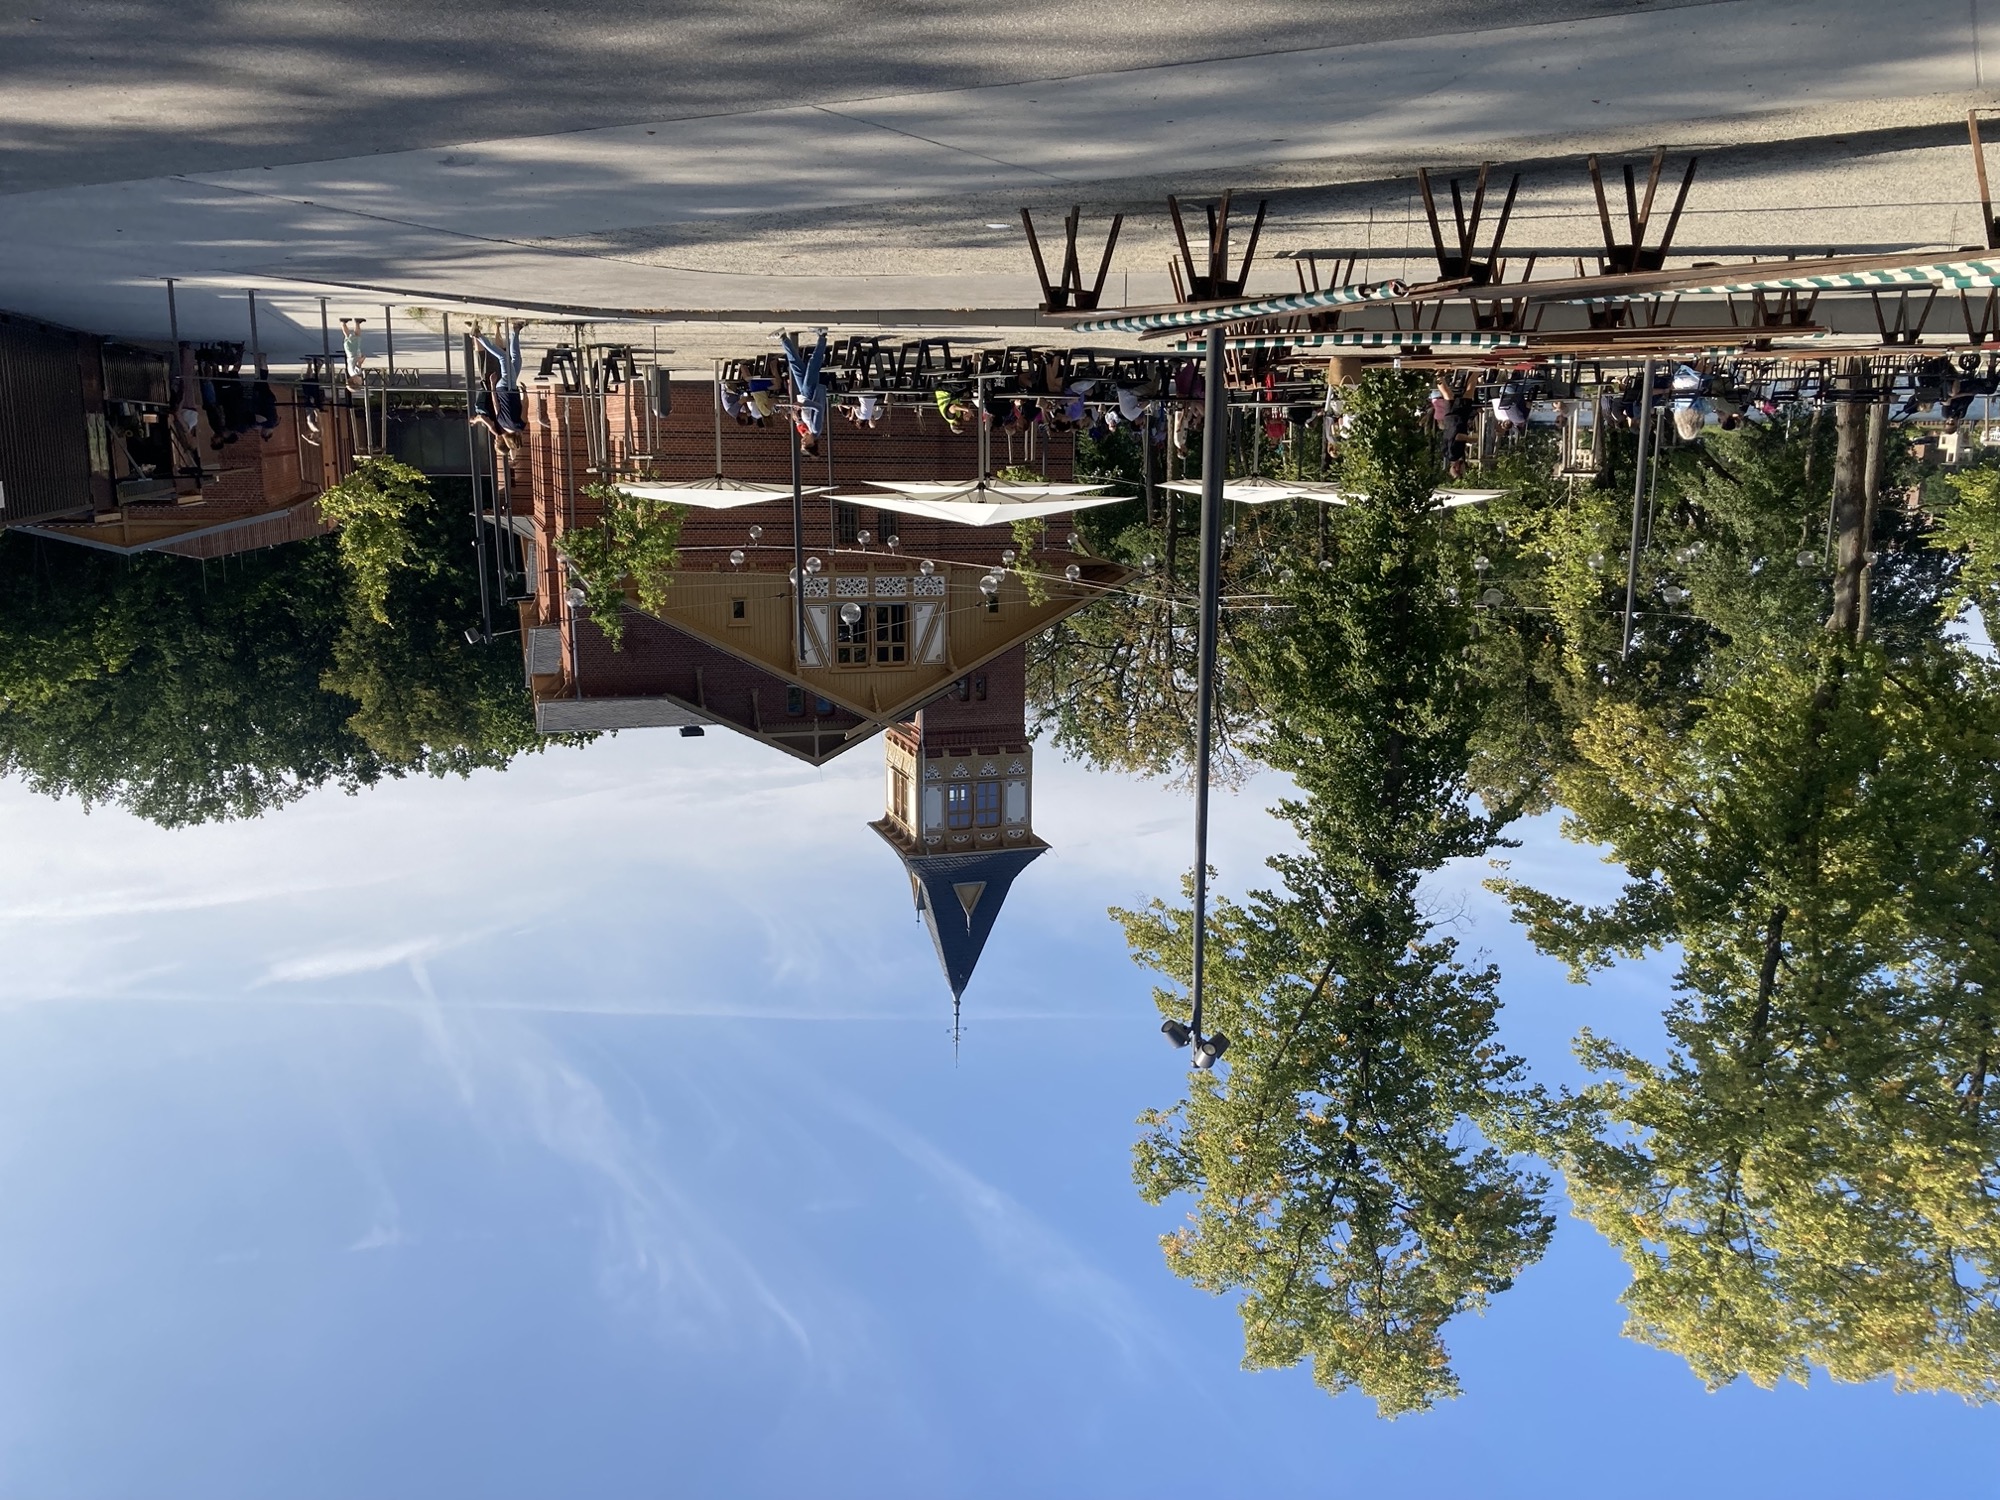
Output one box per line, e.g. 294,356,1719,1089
1162,325,1231,1072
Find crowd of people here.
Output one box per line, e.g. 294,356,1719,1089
700,328,2000,480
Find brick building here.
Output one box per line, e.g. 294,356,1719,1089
519,374,1122,1008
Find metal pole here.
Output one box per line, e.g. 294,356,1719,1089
166,279,179,346
1142,408,1155,524
443,313,452,382
713,360,723,477
792,384,807,667
246,289,260,367
1189,325,1226,1048
464,331,492,641
383,304,395,381
977,374,990,481
319,298,330,363
1620,357,1658,661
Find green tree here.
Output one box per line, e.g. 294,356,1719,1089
321,478,543,771
0,533,391,825
316,456,436,625
559,484,685,648
1124,372,1552,1415
1121,874,1552,1417
1497,631,2000,1401
1933,462,2000,622
0,475,554,826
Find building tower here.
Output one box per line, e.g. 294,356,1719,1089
869,645,1046,1036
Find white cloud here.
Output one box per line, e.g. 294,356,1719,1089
253,936,461,987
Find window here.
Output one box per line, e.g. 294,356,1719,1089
786,685,805,716
836,607,870,666
890,768,913,828
973,780,1001,828
972,673,987,701
835,503,860,544
945,783,973,830
871,603,908,664
729,597,747,624
836,604,909,667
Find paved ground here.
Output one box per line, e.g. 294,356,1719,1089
1,0,1993,365
0,0,1717,193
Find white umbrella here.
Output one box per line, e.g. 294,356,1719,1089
1249,485,1506,508
864,480,1110,502
1156,478,1333,506
616,478,830,511
847,479,1122,528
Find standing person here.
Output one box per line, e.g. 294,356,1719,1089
780,327,829,455
338,317,367,391
175,342,203,436
475,322,526,434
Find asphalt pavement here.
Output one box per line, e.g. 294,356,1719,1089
0,0,1725,192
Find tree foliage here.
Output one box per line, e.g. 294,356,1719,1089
1490,408,2000,1401
559,484,685,648
321,477,543,771
1123,372,1552,1415
1097,368,2000,1410
0,533,389,824
315,456,436,625
0,474,551,826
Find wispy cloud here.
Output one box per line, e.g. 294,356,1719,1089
0,881,373,925
252,936,461,987
826,1088,1175,1371
411,1002,821,1365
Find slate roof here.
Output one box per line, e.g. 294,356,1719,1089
870,830,1046,1001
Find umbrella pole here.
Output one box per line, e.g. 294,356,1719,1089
713,359,723,478
793,418,807,669
1189,325,1226,1050
1620,357,1657,661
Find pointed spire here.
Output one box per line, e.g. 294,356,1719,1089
871,828,1046,1002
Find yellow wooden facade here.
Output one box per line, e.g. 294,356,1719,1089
637,559,1122,725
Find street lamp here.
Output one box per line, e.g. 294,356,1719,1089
1158,324,1235,1074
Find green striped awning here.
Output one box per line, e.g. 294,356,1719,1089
1600,259,2000,300
1066,280,1409,336
1173,329,1528,352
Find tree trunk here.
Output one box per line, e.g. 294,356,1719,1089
1828,360,1869,639
1856,397,1888,643
1750,904,1789,1054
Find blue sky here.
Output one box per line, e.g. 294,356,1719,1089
0,730,1991,1498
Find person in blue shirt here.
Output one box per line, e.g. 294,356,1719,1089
780,327,830,454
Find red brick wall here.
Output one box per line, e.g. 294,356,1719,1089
916,645,1029,748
